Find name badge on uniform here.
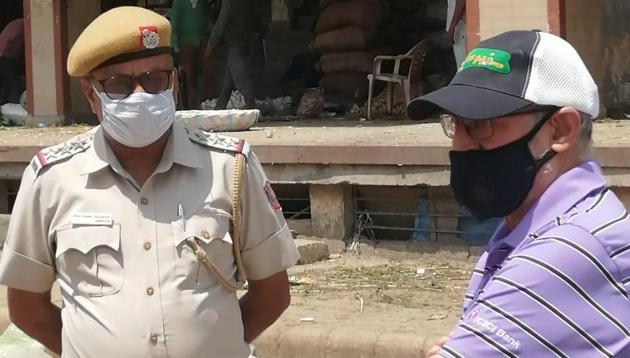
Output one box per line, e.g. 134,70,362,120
71,212,113,226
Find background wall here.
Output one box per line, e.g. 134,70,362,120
29,0,59,116
66,0,101,123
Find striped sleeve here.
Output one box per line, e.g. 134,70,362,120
441,224,630,357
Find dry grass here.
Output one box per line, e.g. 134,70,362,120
290,260,471,309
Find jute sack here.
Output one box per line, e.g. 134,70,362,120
315,0,381,34
311,26,375,53
319,52,375,74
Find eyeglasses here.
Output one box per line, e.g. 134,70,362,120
440,107,559,139
92,69,174,100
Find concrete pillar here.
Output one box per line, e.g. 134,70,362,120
309,184,354,241
66,0,101,121
427,186,459,244
24,0,68,126
566,0,605,114
467,0,553,49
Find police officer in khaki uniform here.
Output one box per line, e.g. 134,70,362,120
0,7,299,357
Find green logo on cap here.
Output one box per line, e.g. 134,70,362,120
460,48,512,74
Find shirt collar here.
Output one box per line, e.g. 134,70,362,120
80,126,116,175
155,122,204,172
488,161,606,251
81,122,204,176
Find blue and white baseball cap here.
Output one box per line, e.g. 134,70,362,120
407,30,599,120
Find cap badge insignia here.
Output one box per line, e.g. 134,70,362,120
139,26,160,49
460,48,511,74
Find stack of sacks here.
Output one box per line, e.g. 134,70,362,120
311,0,382,104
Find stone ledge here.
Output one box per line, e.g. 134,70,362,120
254,325,438,358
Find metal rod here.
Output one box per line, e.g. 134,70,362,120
281,210,310,215
354,210,475,219
362,224,465,235
288,206,311,220
355,197,429,202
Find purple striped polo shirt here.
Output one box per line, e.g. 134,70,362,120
440,161,630,357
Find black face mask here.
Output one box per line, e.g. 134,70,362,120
449,116,556,221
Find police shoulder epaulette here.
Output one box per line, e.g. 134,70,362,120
30,127,98,176
185,126,251,157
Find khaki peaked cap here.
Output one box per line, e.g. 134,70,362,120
67,6,171,76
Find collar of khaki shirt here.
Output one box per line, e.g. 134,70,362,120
80,123,205,178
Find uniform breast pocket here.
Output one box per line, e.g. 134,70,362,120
172,211,235,290
55,224,124,297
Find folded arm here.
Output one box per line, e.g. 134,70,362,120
8,288,62,354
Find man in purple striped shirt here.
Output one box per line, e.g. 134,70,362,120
407,30,630,357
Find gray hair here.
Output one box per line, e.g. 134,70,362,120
577,111,593,161
533,109,593,161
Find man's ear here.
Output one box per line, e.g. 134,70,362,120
80,77,100,118
549,107,581,154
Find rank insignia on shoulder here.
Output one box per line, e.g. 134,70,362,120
185,126,251,157
264,181,282,211
30,127,97,176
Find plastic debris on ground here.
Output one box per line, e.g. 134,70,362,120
427,312,448,321
0,103,28,126
289,276,314,286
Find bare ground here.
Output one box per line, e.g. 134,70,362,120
253,250,476,356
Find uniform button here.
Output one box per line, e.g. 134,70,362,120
201,229,210,240
143,242,152,251
149,334,158,345
140,197,149,205
146,287,155,296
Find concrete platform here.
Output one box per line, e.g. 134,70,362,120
1,119,628,245
0,119,629,186
254,323,440,358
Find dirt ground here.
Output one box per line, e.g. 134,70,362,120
261,249,476,351
0,119,629,147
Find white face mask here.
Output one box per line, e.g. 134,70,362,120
93,87,176,148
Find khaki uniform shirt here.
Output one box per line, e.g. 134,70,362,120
0,122,300,357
